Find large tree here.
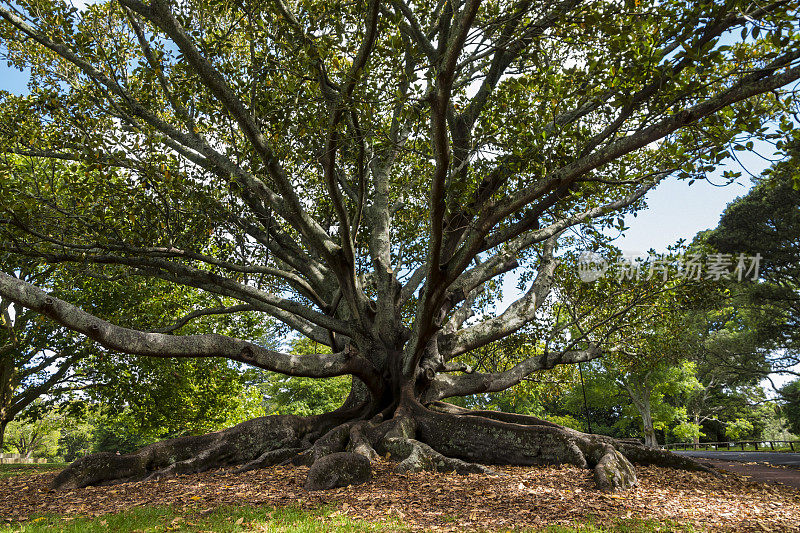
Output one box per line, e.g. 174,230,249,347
0,0,798,490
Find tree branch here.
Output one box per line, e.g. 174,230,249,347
0,271,381,385
120,0,339,260
149,304,256,334
425,344,610,402
439,235,559,359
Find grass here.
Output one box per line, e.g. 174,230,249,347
0,506,700,533
0,505,405,533
0,463,66,479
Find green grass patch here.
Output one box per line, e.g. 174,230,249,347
1,504,406,532
0,464,66,479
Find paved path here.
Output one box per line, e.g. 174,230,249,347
674,451,800,467
674,451,800,490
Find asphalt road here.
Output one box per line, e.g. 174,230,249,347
675,450,800,467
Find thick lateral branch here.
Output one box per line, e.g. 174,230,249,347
5,244,347,337
440,237,558,358
0,271,379,384
424,346,605,402
449,256,519,304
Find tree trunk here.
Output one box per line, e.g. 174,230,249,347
0,419,7,452
640,408,659,449
621,379,659,449
50,341,715,493
19,433,35,458
630,392,659,448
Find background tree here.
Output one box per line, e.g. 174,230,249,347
607,361,703,448
2,401,62,458
554,248,716,448
548,360,704,445
706,138,800,383
259,338,351,417
0,0,797,491
779,379,800,435
0,258,98,449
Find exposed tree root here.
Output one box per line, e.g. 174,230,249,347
377,415,493,475
415,402,590,468
304,452,372,490
51,402,715,493
51,415,311,490
306,422,354,464
421,402,725,489
346,421,380,461
233,447,306,474
594,446,637,491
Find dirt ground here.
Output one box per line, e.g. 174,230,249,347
4,460,800,532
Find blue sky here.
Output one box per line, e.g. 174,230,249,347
1,64,29,94
617,156,765,254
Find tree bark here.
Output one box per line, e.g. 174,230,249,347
0,419,7,452
622,377,660,449
693,413,701,445
640,408,659,449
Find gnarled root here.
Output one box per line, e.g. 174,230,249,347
347,420,380,461
377,415,492,475
50,401,715,493
304,452,372,491
233,447,306,474
51,414,310,490
415,403,589,468
301,418,382,489
593,446,637,490
415,402,714,491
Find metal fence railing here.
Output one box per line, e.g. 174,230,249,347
0,453,47,464
666,440,799,451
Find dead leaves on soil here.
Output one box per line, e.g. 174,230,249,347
2,461,799,532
